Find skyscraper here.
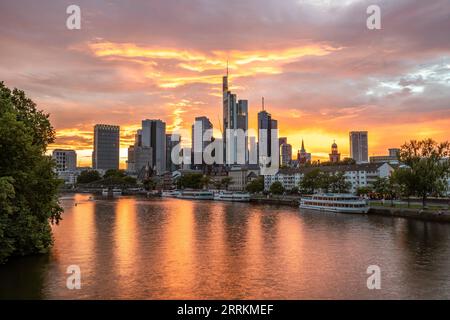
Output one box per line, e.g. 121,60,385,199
279,137,292,167
93,124,120,170
52,149,77,172
349,131,369,163
166,133,179,172
142,119,166,175
192,116,213,168
258,98,278,166
222,68,248,165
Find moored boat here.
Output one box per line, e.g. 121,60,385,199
102,188,122,197
214,191,250,202
161,190,181,198
177,190,214,200
300,194,369,214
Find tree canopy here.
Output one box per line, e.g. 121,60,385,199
398,139,450,207
246,176,264,193
77,170,102,184
269,181,285,195
0,82,62,264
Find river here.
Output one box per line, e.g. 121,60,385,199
1,193,450,299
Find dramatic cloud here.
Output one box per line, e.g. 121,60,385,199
0,0,449,166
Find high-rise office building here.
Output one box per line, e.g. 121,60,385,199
52,149,77,172
192,116,213,168
279,137,292,167
93,124,120,170
126,145,135,172
166,133,181,172
142,119,166,175
349,131,369,163
223,68,248,165
257,98,278,166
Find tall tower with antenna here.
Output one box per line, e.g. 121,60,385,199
222,61,249,165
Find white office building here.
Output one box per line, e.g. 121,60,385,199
264,163,394,194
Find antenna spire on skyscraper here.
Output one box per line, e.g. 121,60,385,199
262,97,265,111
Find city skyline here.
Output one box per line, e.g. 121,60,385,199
1,0,449,167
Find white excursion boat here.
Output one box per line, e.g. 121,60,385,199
177,190,214,200
161,190,181,198
102,188,122,197
299,194,369,214
214,191,251,202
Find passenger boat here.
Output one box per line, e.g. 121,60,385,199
214,191,250,202
299,194,369,214
161,190,181,198
177,190,214,200
102,188,122,197
112,188,122,196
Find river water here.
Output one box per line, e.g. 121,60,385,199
1,193,450,299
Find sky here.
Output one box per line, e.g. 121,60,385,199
1,0,449,167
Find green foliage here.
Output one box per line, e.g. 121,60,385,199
0,82,62,264
372,176,402,206
289,186,299,195
176,173,204,189
269,181,285,195
122,176,137,185
327,172,351,193
246,176,264,193
356,186,373,196
220,177,233,190
77,170,102,184
300,169,350,194
299,169,321,194
104,169,126,179
143,177,157,191
318,158,356,167
398,139,450,207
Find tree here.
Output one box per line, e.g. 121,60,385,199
391,168,415,207
77,170,102,184
399,139,450,207
299,169,322,194
372,176,400,206
122,176,137,185
176,173,204,189
317,172,331,193
289,186,299,195
246,176,264,193
201,175,212,189
0,82,62,264
220,177,233,190
356,186,373,197
270,181,285,195
104,169,125,179
143,177,157,191
329,172,351,193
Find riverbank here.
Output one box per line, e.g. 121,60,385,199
249,195,450,223
58,192,450,224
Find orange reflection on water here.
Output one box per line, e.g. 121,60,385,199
113,197,139,295
53,194,96,264
161,199,196,298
